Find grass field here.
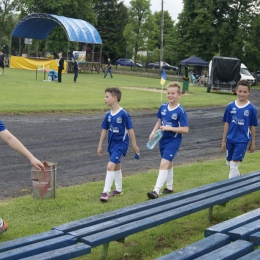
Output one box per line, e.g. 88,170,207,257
0,67,252,113
0,68,260,259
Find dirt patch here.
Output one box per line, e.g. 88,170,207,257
0,90,259,200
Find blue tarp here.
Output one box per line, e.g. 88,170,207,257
11,13,102,44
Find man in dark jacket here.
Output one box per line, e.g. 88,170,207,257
57,52,64,83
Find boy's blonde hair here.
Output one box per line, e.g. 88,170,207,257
105,87,122,102
166,82,182,94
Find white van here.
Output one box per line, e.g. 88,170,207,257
240,63,255,86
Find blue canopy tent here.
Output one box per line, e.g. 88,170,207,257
179,56,209,77
10,13,103,70
179,56,209,67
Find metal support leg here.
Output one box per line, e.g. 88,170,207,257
101,243,109,260
208,207,213,222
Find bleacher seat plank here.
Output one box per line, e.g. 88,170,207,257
68,178,260,239
228,219,260,241
80,183,260,247
156,233,231,260
193,240,254,260
53,171,260,233
205,208,260,237
236,248,260,260
249,231,260,246
20,243,91,260
0,230,64,253
0,235,77,260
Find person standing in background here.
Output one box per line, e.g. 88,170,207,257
57,52,64,83
0,50,5,75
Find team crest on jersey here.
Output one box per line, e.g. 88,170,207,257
171,113,177,120
161,109,167,116
231,108,236,114
244,110,249,116
117,117,122,123
108,116,111,122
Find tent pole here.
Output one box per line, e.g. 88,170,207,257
67,41,70,59
99,45,102,73
19,38,21,56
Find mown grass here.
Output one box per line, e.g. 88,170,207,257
0,68,252,114
0,67,260,259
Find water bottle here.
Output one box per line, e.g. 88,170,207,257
48,76,52,81
146,129,163,149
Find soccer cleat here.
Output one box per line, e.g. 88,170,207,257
100,193,108,202
147,191,158,199
161,188,174,194
0,219,8,235
109,190,123,197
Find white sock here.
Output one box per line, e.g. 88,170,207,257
166,168,174,190
226,160,230,169
154,170,168,194
103,171,115,193
114,169,122,192
229,161,240,179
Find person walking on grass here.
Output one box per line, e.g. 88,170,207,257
147,82,189,199
0,119,45,235
97,87,139,202
73,56,80,83
222,80,258,179
103,58,113,78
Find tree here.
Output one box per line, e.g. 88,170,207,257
173,0,260,63
151,11,176,65
93,0,128,62
0,0,17,48
123,0,154,67
243,14,260,75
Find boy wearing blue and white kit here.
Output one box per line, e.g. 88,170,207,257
222,80,258,178
97,87,139,202
147,82,189,199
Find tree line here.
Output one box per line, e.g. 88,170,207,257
0,0,260,72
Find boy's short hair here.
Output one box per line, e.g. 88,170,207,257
105,87,121,102
166,82,182,94
236,80,251,91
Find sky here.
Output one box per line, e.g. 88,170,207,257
123,0,183,21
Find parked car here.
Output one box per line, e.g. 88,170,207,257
149,61,179,71
251,71,260,85
115,58,142,68
147,62,155,68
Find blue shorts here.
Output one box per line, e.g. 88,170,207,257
159,141,181,162
109,150,124,164
226,140,248,162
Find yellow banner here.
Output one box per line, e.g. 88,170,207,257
10,56,67,73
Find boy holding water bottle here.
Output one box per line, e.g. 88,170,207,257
0,119,44,235
97,87,139,202
147,82,189,199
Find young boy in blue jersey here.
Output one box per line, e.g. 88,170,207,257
0,119,45,235
97,87,139,202
147,82,189,199
222,80,258,178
